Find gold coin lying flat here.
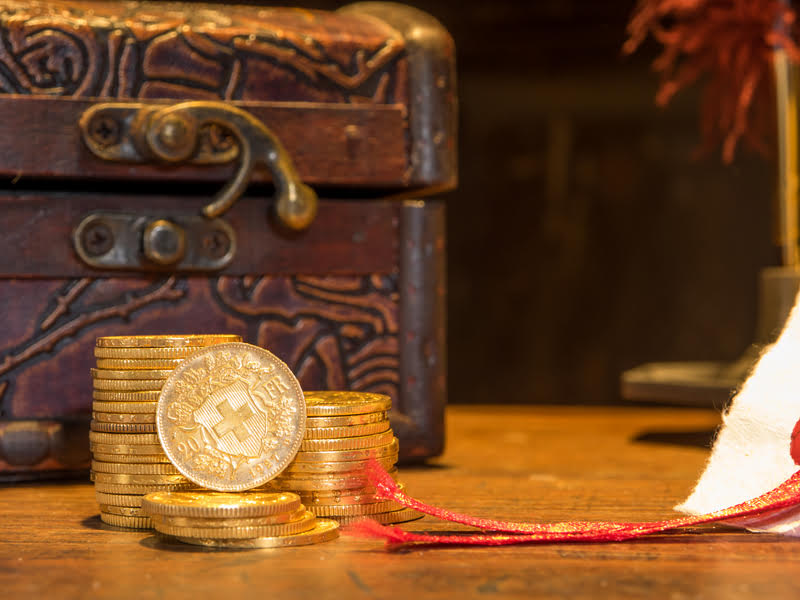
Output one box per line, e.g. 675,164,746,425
91,472,189,485
270,469,398,492
94,482,197,495
95,492,144,507
96,335,241,348
304,391,392,417
153,510,316,539
91,368,174,380
100,512,152,529
95,346,213,359
96,358,186,370
93,379,164,391
90,421,157,433
92,453,169,464
299,430,394,452
297,483,405,506
283,456,397,475
92,391,161,402
91,461,179,475
90,443,165,456
306,412,388,428
302,420,390,440
92,401,158,413
151,507,306,529
157,343,306,492
307,500,404,517
293,438,399,462
333,507,423,526
89,432,160,445
169,519,339,549
142,491,302,519
99,504,148,517
92,411,156,424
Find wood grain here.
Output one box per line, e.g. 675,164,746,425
4,405,799,599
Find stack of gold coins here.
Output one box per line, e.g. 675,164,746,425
142,490,339,548
266,391,422,525
90,334,241,528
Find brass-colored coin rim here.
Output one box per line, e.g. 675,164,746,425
95,492,145,507
90,443,165,455
95,346,219,359
333,507,423,526
297,483,405,506
91,472,189,485
305,412,389,428
96,335,241,348
91,460,179,475
99,504,148,517
169,519,339,549
292,438,399,463
92,411,156,423
283,456,397,474
92,453,170,464
270,469,398,492
93,379,165,391
302,420,390,440
299,430,394,452
153,510,316,539
100,512,153,529
94,482,198,494
151,506,307,529
96,358,186,370
92,391,161,403
91,368,174,380
304,391,392,417
89,431,160,445
142,491,302,518
90,421,157,433
307,499,404,517
92,401,158,414
157,342,307,492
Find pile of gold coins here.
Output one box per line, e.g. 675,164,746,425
142,490,339,548
90,334,240,528
268,391,422,525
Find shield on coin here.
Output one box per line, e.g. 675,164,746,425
193,379,268,459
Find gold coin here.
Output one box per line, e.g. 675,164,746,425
304,391,391,417
270,468,397,491
151,507,306,529
96,335,241,348
99,504,148,517
169,519,339,549
303,420,390,440
92,453,170,464
157,343,306,492
306,412,388,428
292,438,399,463
91,368,174,380
93,379,164,391
89,431,160,445
90,421,157,433
92,401,158,413
283,456,397,475
307,500,404,517
297,483,405,506
100,512,152,529
90,443,165,455
92,411,156,424
299,430,394,452
153,510,316,539
92,472,190,485
142,491,301,519
333,507,423,526
93,391,161,402
96,358,186,370
95,492,145,507
91,461,180,475
95,346,213,359
94,482,197,494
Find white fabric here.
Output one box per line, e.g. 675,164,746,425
676,290,800,535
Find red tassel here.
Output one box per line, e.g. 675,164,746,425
347,460,800,546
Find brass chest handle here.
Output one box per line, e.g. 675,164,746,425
80,101,318,231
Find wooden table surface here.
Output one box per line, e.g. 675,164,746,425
3,405,800,599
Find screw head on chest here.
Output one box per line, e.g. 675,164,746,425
142,220,186,266
87,114,121,147
80,222,115,257
202,230,232,260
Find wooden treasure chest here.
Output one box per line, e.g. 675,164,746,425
0,0,456,479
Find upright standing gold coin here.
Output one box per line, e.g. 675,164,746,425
304,391,391,416
156,343,306,492
168,519,339,548
96,335,241,348
142,491,301,518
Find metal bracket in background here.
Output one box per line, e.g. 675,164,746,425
73,212,237,272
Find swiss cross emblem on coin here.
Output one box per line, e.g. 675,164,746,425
157,343,306,491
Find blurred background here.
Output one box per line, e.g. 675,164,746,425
237,0,779,405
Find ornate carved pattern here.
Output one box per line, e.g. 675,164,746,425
0,1,406,104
